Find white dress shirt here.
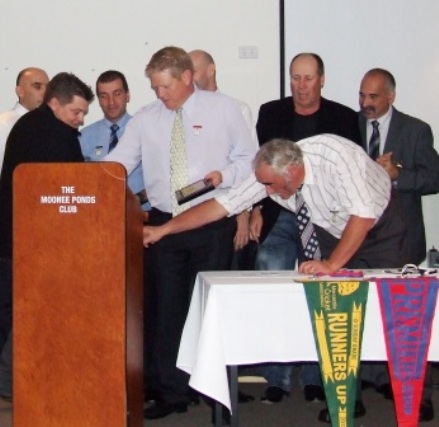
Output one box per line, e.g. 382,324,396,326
106,87,256,213
366,106,393,156
0,103,28,171
216,133,391,239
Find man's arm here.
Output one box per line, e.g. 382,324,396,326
299,215,375,275
143,199,228,247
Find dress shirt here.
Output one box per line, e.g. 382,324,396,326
216,89,257,149
80,113,149,210
366,107,392,157
0,103,28,171
105,87,256,213
216,133,391,239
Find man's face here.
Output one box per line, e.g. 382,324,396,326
149,69,193,110
48,95,89,129
359,74,394,120
97,79,130,123
16,69,49,110
255,162,299,200
290,56,324,114
190,52,214,90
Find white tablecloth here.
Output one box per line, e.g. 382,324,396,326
177,270,439,410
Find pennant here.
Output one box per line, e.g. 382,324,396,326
376,277,439,427
303,280,369,427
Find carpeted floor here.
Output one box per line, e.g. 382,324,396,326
2,367,439,427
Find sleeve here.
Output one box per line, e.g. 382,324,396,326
396,122,439,195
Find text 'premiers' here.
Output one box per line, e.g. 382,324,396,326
40,186,96,214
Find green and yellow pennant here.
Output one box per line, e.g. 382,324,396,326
303,280,369,427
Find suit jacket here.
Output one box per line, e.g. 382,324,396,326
359,107,439,264
256,97,362,242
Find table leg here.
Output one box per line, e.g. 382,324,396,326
229,365,239,427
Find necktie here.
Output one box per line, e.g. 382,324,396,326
108,124,119,153
296,190,321,261
170,108,189,215
368,120,380,160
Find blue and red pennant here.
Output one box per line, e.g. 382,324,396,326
376,277,439,427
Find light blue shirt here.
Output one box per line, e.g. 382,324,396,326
79,112,150,210
105,88,256,213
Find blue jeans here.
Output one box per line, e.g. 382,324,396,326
257,210,299,392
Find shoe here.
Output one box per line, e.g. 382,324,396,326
318,400,366,423
261,386,289,404
188,389,201,406
304,385,325,402
419,399,434,422
143,388,160,404
0,394,12,403
376,383,393,400
143,401,187,419
238,390,254,403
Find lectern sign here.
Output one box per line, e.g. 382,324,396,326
39,186,97,213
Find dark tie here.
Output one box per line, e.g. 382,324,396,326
108,124,119,153
296,190,321,261
368,120,380,160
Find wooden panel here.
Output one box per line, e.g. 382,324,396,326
13,162,143,427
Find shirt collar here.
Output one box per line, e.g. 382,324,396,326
368,105,393,127
104,111,131,129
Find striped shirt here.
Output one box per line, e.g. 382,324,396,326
216,133,391,239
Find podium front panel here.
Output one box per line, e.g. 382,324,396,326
13,162,143,427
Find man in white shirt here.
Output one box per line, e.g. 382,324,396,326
106,46,256,420
189,49,257,267
0,67,49,170
143,135,407,273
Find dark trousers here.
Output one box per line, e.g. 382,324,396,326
0,258,12,353
144,209,236,404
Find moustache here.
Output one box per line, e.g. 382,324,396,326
362,106,376,114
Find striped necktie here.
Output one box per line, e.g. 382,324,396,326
368,120,380,160
296,190,321,261
108,124,119,153
170,108,189,215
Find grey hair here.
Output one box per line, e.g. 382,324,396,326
254,138,303,175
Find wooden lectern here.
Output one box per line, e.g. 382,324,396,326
13,162,143,427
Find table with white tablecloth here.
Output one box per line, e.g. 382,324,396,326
177,270,439,415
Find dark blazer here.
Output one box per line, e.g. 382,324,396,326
256,96,362,242
359,107,439,264
0,105,84,259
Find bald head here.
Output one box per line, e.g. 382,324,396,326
189,49,217,91
15,67,49,111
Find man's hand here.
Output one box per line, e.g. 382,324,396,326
376,152,400,181
249,206,263,243
204,170,223,188
143,225,167,247
299,260,336,275
234,211,250,250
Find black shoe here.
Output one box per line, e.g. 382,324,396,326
238,390,254,403
143,388,160,404
318,400,366,423
376,383,393,400
143,402,187,419
304,385,325,402
261,386,289,404
0,394,12,403
419,399,434,422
